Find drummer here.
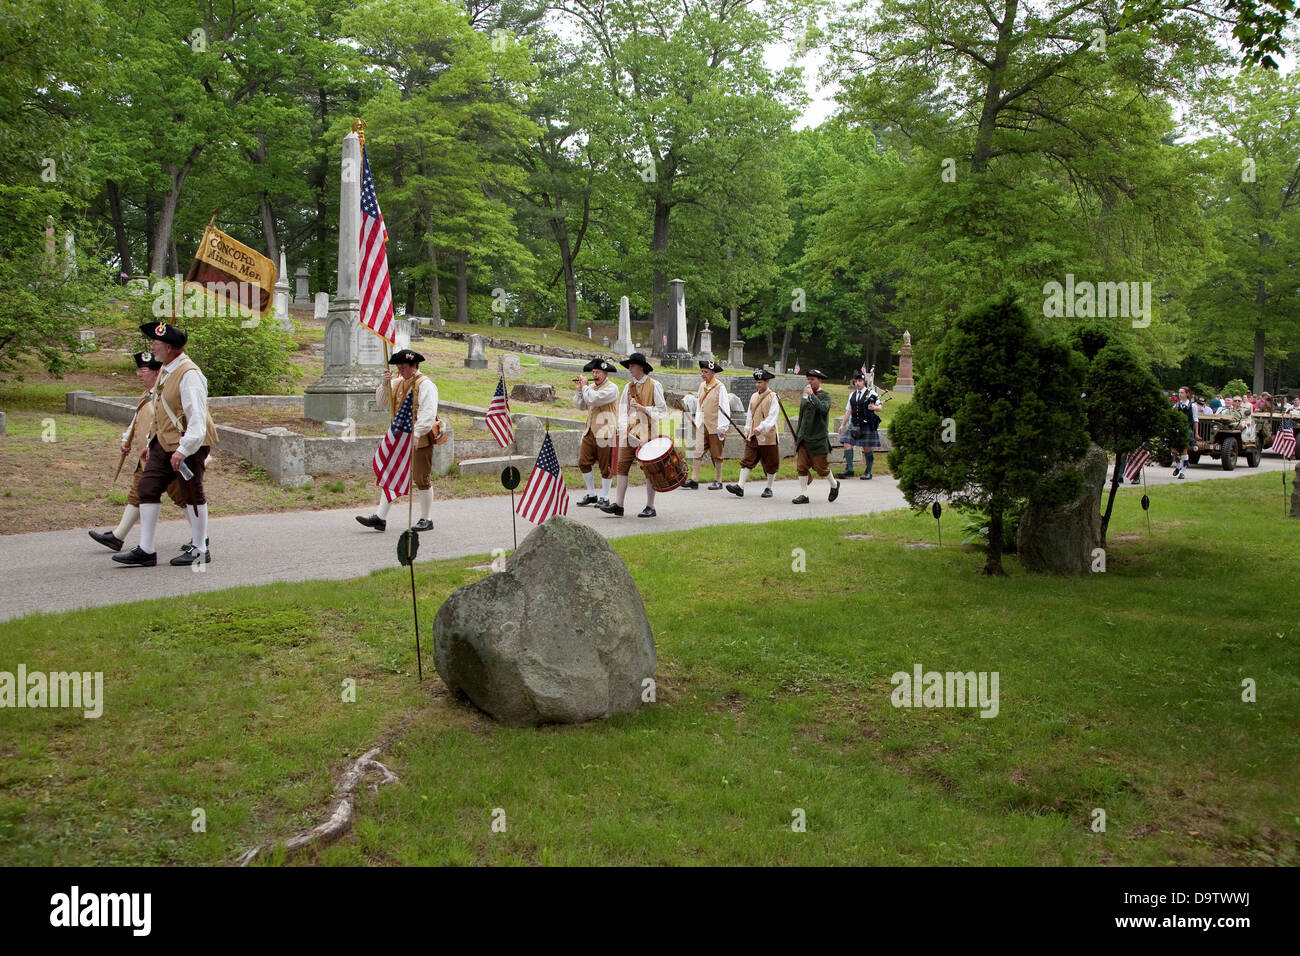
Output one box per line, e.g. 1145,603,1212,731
601,352,667,518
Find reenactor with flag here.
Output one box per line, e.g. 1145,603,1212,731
356,349,439,532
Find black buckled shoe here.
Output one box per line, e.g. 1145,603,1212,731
112,546,156,567
761,488,773,498
861,473,872,480
413,519,433,532
792,495,810,504
89,529,124,552
726,484,743,497
835,469,854,479
355,514,387,531
600,503,624,516
597,498,609,508
683,480,699,489
637,507,657,518
829,483,840,502
170,547,211,566
576,494,599,507
707,481,723,490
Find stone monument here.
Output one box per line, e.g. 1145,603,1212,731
464,333,488,369
727,305,745,367
293,266,310,305
304,129,389,425
273,251,293,332
313,291,329,320
895,330,916,394
697,320,714,363
662,279,692,368
613,295,634,355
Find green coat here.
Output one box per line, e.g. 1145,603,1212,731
795,387,832,455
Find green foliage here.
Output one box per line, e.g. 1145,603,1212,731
179,314,300,396
959,505,1022,555
888,292,1089,574
1193,382,1218,400
1224,378,1249,396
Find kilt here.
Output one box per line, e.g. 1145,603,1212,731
843,427,882,449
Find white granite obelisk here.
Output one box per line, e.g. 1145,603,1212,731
304,130,388,424
274,250,292,331
614,295,633,355
665,278,691,366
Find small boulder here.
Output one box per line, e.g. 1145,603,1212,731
434,516,657,726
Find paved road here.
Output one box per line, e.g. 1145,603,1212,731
0,456,1292,622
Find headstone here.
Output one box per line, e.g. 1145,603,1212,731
895,330,915,393
127,278,152,297
1017,444,1108,574
728,303,745,367
602,336,610,348
464,333,488,369
274,250,292,332
394,318,413,352
304,130,388,425
79,329,94,344
434,516,656,726
586,326,593,339
614,295,634,355
431,427,455,476
697,320,714,363
293,266,310,305
502,354,521,377
513,414,545,456
314,291,329,319
664,279,691,367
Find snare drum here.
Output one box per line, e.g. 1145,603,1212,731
635,436,688,492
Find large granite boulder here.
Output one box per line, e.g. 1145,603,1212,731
1017,443,1108,574
434,516,656,726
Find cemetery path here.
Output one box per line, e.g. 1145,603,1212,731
0,458,1291,622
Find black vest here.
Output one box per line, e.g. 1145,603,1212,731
1177,400,1195,425
849,391,876,429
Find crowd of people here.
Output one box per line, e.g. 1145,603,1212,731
1180,389,1298,417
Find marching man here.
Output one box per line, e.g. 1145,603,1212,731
792,368,840,505
112,322,219,567
572,357,619,508
356,349,439,532
601,352,667,518
726,368,781,498
684,360,729,490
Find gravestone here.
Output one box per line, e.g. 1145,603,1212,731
698,320,714,363
614,295,634,355
127,278,152,297
502,354,521,377
895,330,915,393
394,318,413,351
587,326,593,339
603,336,610,348
79,329,95,345
293,266,310,305
304,130,388,425
273,251,292,332
663,279,692,367
464,333,488,369
433,516,656,726
513,414,545,456
727,303,745,367
314,291,329,319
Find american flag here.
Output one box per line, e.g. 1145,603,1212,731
1270,419,1297,459
516,434,569,524
486,377,514,448
359,147,395,343
1123,442,1152,481
372,392,413,502
793,361,800,375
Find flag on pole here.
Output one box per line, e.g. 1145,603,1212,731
1123,441,1152,481
860,362,869,379
373,392,413,502
359,147,396,343
516,435,569,524
1270,419,1297,459
486,377,514,448
793,361,801,375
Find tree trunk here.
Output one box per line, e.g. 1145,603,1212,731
1100,453,1125,546
970,1,1016,174
456,252,468,324
260,192,278,269
984,500,1007,576
650,198,671,350
144,193,157,276
169,242,180,276
1253,326,1266,395
149,151,200,277
429,247,441,324
106,179,132,280
405,279,415,316
778,324,793,372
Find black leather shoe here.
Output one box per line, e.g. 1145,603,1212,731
637,507,657,518
792,495,810,504
761,488,773,498
707,481,723,490
576,494,599,507
600,503,624,516
726,484,743,497
683,480,699,489
835,469,854,478
89,529,124,552
356,514,387,531
170,548,211,566
829,483,840,502
597,498,609,508
112,546,156,567
413,519,433,532
861,473,872,480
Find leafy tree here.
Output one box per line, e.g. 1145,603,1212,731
888,293,1089,575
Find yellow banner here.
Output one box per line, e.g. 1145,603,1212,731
183,224,276,319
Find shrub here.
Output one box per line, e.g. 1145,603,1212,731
1223,378,1249,397
179,315,300,396
959,504,1022,554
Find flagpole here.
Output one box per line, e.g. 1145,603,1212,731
1141,464,1151,536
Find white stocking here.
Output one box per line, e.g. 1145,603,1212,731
138,503,161,554
113,505,139,541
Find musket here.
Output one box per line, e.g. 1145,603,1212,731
677,391,745,439
112,402,143,483
775,394,800,446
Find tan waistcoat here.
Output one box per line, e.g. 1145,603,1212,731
583,386,618,442
750,390,777,446
626,378,658,444
150,360,218,452
129,391,156,450
697,380,722,434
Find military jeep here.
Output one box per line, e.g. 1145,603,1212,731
1189,414,1262,470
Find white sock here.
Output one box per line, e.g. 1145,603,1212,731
582,471,595,494
138,502,161,554
738,467,751,489
645,485,656,508
714,464,723,483
615,475,629,507
830,473,840,488
113,505,139,541
192,503,208,552
1181,454,1189,466
799,476,808,494
419,488,433,520
185,504,199,546
766,473,775,489
600,477,611,500
377,498,393,520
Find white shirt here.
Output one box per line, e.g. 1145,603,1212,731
574,380,619,410
745,389,780,437
158,352,210,458
378,375,438,438
694,378,730,434
618,375,667,444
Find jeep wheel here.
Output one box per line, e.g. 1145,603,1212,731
1245,446,1260,468
1220,435,1238,471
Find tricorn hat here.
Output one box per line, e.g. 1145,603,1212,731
620,352,654,373
139,321,187,347
753,368,775,381
388,349,425,365
805,368,828,380
133,350,162,370
699,360,724,373
583,357,615,373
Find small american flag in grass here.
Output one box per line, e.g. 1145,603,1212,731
1271,419,1297,459
516,434,569,524
373,392,413,502
1123,442,1151,481
486,377,513,448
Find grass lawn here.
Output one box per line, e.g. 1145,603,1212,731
0,474,1295,865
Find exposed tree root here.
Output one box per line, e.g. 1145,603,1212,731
237,746,399,866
